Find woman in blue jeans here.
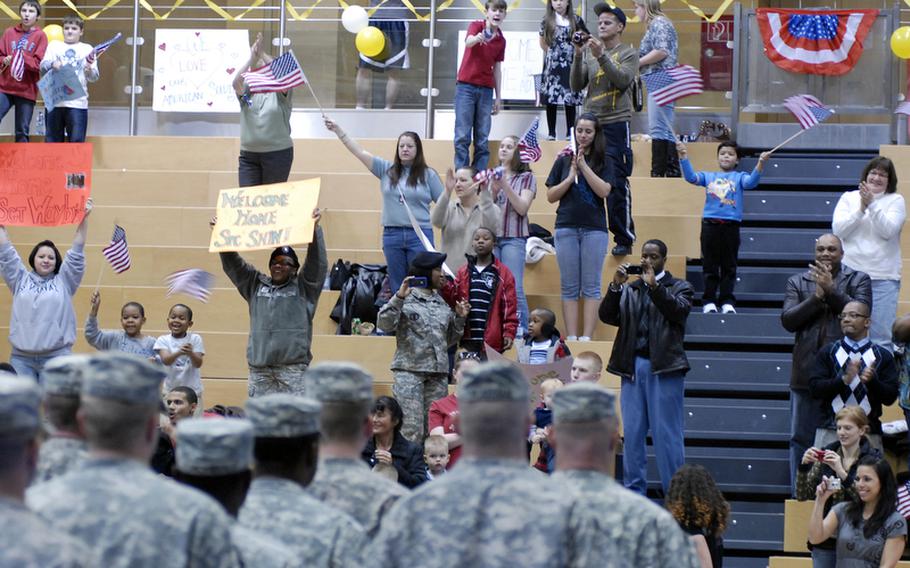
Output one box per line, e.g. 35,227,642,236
491,135,537,335
325,116,444,291
545,113,613,341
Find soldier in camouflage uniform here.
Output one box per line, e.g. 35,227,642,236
305,362,407,539
377,251,469,442
33,355,90,484
550,382,701,568
174,418,296,568
240,393,367,566
26,352,241,568
365,362,614,567
0,375,91,567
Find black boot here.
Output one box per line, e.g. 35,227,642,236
650,139,667,177
665,140,681,178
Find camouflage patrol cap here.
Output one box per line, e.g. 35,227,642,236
246,394,321,438
0,375,41,438
175,418,254,476
304,362,373,403
458,362,529,403
552,382,617,423
41,354,91,397
80,352,166,406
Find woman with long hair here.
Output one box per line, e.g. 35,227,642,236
666,464,730,568
809,455,906,567
325,116,444,291
538,0,586,140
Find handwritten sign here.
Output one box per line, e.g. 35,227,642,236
0,143,92,226
38,66,86,112
209,179,321,253
153,29,249,113
457,30,545,101
486,345,573,408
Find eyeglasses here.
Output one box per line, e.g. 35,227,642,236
270,260,296,268
838,312,869,320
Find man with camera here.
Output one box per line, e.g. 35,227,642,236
599,239,693,495
569,2,639,257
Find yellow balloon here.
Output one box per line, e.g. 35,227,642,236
356,26,385,58
44,24,64,43
891,26,910,59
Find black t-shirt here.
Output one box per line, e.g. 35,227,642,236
683,525,723,568
545,153,614,231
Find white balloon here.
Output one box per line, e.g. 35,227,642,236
342,5,370,34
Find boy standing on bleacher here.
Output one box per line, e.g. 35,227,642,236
40,15,97,142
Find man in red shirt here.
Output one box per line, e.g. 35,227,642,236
0,0,47,142
454,0,507,171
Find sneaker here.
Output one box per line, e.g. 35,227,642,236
547,135,556,141
611,245,632,256
702,303,718,314
578,336,591,342
566,336,578,341
721,304,736,314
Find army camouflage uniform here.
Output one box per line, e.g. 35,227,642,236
0,497,90,568
377,289,464,442
308,457,407,539
33,436,87,484
232,525,296,568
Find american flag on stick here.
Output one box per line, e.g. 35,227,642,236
86,32,122,65
783,94,834,129
642,65,704,106
165,269,214,303
517,117,542,163
102,225,131,273
241,51,307,94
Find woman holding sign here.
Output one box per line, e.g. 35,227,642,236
213,208,327,397
0,198,93,380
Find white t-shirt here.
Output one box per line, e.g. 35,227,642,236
39,40,99,109
154,333,205,395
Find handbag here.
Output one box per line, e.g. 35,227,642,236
631,75,643,113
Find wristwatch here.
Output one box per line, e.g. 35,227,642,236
608,282,623,293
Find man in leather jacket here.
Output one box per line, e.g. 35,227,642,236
781,233,871,494
599,239,693,495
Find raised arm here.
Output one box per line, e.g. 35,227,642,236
72,198,93,250
300,209,328,304
324,116,373,170
233,32,264,96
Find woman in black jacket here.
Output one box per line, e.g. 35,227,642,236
362,396,427,489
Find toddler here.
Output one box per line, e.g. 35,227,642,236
530,377,564,473
424,435,450,480
154,304,205,408
84,290,155,358
516,308,571,364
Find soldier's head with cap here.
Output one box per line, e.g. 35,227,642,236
407,251,447,291
40,354,90,436
77,352,167,461
173,418,254,517
457,361,532,460
246,394,322,487
0,375,43,495
551,382,620,473
304,362,374,450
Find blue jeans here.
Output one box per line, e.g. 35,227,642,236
621,356,686,495
554,227,609,300
811,546,836,568
495,237,528,332
790,388,824,496
646,90,675,142
45,107,88,142
870,279,900,350
0,92,35,142
383,226,434,292
454,82,493,171
10,348,71,382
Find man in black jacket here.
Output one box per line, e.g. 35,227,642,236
781,233,871,493
599,239,693,495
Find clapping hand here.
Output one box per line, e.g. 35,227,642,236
859,181,873,210
809,261,834,298
455,300,470,318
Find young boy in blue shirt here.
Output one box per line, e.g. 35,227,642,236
677,141,769,314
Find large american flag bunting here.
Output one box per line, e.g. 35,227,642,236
241,51,307,94
165,269,214,303
641,65,704,106
783,94,834,129
756,9,878,76
102,225,131,273
517,117,542,163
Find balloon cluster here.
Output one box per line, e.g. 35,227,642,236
891,26,910,59
44,24,64,43
341,5,385,58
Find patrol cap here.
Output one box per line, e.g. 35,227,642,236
0,375,41,438
269,246,299,268
175,418,254,476
80,352,166,406
411,251,447,270
458,362,529,403
304,362,374,403
593,2,626,26
552,382,618,423
41,354,90,397
246,394,321,437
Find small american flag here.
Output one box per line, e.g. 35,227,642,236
102,225,131,273
642,65,704,106
783,94,834,129
10,35,28,82
517,117,542,163
86,32,122,65
165,269,214,303
241,51,307,94
474,166,504,183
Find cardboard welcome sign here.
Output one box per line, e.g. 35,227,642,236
0,143,92,226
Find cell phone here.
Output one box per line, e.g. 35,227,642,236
626,265,643,275
829,478,841,491
815,450,827,461
410,276,429,288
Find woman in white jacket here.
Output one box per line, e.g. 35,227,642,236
833,157,906,348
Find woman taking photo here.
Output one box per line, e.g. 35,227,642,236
634,0,679,177
362,396,427,489
809,455,906,567
546,112,613,342
797,407,883,568
0,199,92,379
833,156,906,349
325,117,444,291
431,166,500,273
538,0,586,140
